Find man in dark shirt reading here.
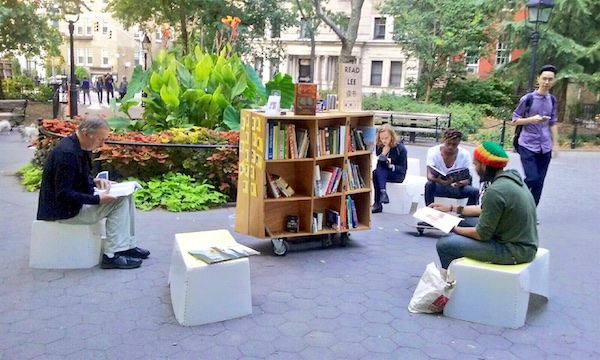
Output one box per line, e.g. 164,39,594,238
37,116,149,269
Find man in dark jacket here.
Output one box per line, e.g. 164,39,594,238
37,116,149,269
431,142,538,269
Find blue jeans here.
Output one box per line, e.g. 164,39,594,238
437,233,517,269
518,146,551,206
424,181,479,206
372,162,405,203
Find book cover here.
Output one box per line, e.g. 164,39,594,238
267,122,274,160
427,166,470,183
318,169,334,196
273,123,280,159
314,164,323,196
356,126,376,152
413,207,462,234
294,83,318,115
274,175,295,197
188,244,260,265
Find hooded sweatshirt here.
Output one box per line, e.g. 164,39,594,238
476,169,538,263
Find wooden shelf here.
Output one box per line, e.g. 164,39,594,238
235,110,374,241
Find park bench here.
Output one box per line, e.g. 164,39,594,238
0,99,28,126
373,111,452,143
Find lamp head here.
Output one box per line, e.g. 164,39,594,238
526,0,555,24
142,34,151,51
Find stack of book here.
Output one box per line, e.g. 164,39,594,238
315,125,347,156
348,126,376,152
266,122,310,160
343,159,366,190
314,165,343,197
266,173,295,198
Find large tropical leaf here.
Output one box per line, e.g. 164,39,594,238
266,73,295,109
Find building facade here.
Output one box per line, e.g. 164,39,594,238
252,0,420,95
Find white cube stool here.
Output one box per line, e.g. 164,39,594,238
371,158,426,215
169,229,252,326
29,220,103,269
443,248,549,328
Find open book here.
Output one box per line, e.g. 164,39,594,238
413,207,463,234
427,166,470,183
188,244,260,264
94,181,142,197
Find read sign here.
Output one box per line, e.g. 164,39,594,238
338,63,362,111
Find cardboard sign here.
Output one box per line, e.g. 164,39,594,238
338,63,362,111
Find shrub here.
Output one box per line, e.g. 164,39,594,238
442,77,516,110
132,172,227,211
16,163,43,191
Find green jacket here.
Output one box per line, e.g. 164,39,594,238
476,169,538,262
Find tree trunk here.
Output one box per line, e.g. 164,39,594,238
0,78,5,100
179,8,189,55
310,33,316,82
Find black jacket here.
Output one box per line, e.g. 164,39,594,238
37,134,99,220
376,141,408,182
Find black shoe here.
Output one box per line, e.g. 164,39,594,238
380,191,390,204
116,247,150,259
372,203,383,213
100,254,142,269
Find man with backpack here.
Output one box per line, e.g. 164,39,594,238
512,64,559,207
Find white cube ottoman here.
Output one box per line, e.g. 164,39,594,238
29,220,103,269
169,229,252,326
443,248,550,328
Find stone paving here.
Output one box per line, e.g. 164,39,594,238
1,113,599,359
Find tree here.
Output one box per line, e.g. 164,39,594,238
381,0,510,102
294,0,322,82
0,0,62,99
500,0,600,95
106,0,296,58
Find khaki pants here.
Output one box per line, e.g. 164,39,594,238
60,195,136,254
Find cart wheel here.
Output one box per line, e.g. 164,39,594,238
322,234,333,249
416,227,424,236
272,238,288,256
340,232,349,247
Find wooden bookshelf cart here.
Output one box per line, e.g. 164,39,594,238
234,110,374,255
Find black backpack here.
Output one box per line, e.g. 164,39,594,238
513,93,556,150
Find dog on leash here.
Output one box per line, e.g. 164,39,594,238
0,119,12,134
17,124,39,142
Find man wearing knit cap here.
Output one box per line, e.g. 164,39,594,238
431,142,538,269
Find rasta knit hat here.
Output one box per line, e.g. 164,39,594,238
474,142,509,168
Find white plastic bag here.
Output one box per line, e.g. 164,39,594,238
408,262,456,313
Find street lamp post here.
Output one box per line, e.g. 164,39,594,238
141,34,151,107
526,0,555,92
68,19,77,118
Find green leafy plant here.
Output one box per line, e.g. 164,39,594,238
16,163,43,192
131,172,227,212
107,46,295,133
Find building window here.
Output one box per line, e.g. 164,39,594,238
298,59,311,83
495,42,509,66
86,49,93,65
254,57,263,75
86,19,92,35
101,20,108,36
390,61,402,86
370,61,383,86
271,20,281,38
465,49,480,74
76,49,84,65
102,49,109,66
299,18,310,39
269,58,279,79
373,17,386,40
76,21,84,35
134,52,141,67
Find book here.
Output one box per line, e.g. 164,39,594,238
325,208,340,230
274,175,295,197
266,173,282,198
427,166,471,183
94,181,142,197
356,126,376,152
313,211,323,231
294,83,318,115
413,207,463,234
188,244,260,265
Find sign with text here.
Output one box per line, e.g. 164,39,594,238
338,63,362,111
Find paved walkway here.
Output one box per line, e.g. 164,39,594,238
0,120,599,359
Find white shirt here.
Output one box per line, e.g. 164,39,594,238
426,145,473,174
